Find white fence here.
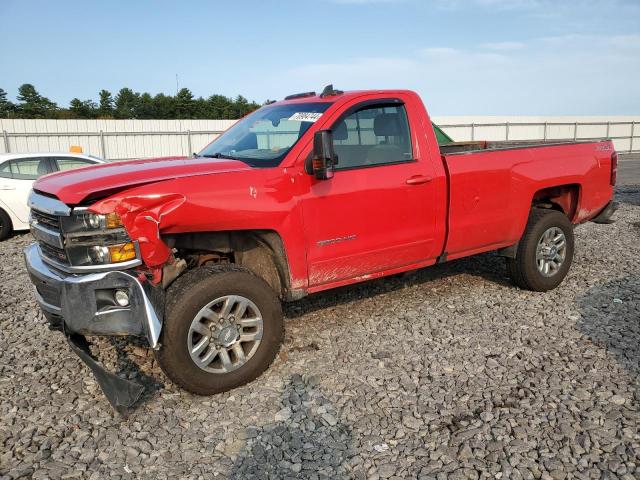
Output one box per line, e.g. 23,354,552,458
433,115,639,154
1,116,638,161
0,119,237,161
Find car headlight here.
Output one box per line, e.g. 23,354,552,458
87,243,137,264
61,211,124,233
58,210,139,267
82,212,124,230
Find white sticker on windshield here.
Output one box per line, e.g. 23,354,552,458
288,112,323,123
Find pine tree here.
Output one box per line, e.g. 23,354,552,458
0,88,15,118
69,98,98,118
175,88,195,119
16,84,57,118
98,89,114,117
114,88,139,119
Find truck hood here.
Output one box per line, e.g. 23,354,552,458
33,156,251,205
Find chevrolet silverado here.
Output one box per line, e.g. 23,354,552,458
24,86,618,410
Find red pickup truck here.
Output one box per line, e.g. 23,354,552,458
25,86,618,410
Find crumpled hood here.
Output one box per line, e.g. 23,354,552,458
33,156,251,205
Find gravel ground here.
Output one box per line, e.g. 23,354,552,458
1,186,639,480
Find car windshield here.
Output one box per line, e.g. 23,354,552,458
199,102,332,167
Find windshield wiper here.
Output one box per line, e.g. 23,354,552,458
202,152,239,160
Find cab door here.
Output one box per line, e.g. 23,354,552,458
300,99,440,287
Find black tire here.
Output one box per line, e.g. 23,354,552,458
0,208,12,241
155,264,283,395
506,208,574,292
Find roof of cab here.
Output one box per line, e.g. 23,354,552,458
275,89,416,105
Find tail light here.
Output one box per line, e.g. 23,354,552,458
610,151,618,186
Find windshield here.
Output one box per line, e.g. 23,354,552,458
199,102,332,167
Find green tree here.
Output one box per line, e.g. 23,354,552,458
233,95,250,118
98,89,114,117
69,98,97,118
114,88,139,119
175,88,195,119
135,92,156,119
152,93,176,119
0,88,15,118
16,84,57,118
4,84,262,120
207,94,234,119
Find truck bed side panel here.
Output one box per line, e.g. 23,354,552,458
442,142,614,260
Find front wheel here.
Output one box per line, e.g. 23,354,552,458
156,264,283,395
507,208,575,292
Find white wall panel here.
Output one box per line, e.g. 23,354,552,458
1,117,637,159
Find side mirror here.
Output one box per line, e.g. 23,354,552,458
311,130,336,180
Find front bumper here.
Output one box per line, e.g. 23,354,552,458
24,243,163,348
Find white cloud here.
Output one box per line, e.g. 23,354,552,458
541,33,640,50
254,33,639,115
481,41,526,51
330,0,403,3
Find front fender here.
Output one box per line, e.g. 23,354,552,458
90,193,186,267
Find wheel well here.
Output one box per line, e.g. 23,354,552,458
162,230,291,298
531,184,580,220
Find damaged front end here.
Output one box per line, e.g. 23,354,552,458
24,191,178,412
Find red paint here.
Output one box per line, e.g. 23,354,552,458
33,90,615,293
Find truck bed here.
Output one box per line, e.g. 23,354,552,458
440,139,602,155
440,140,615,261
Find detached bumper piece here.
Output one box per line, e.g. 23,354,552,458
24,243,163,413
591,201,619,224
66,332,144,415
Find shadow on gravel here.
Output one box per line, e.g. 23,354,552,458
229,374,353,479
285,251,509,319
577,275,640,378
106,337,164,411
615,185,640,207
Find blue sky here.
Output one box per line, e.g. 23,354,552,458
1,0,639,115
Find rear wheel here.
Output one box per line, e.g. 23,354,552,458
507,208,574,291
0,208,12,241
156,264,283,395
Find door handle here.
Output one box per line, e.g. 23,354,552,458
406,175,432,185
0,185,16,190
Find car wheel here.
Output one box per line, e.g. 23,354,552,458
155,264,284,395
0,208,12,241
507,208,574,292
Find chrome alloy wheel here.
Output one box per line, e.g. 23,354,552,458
535,227,567,277
187,295,263,373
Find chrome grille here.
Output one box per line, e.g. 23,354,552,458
31,210,60,231
27,190,141,273
39,242,69,264
28,192,71,267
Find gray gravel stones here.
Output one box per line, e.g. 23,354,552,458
1,185,639,479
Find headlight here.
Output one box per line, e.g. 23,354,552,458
61,211,124,233
57,210,139,267
69,242,138,266
80,212,123,230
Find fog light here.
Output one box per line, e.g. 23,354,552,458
114,289,130,307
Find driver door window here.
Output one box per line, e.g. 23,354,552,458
333,104,413,170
